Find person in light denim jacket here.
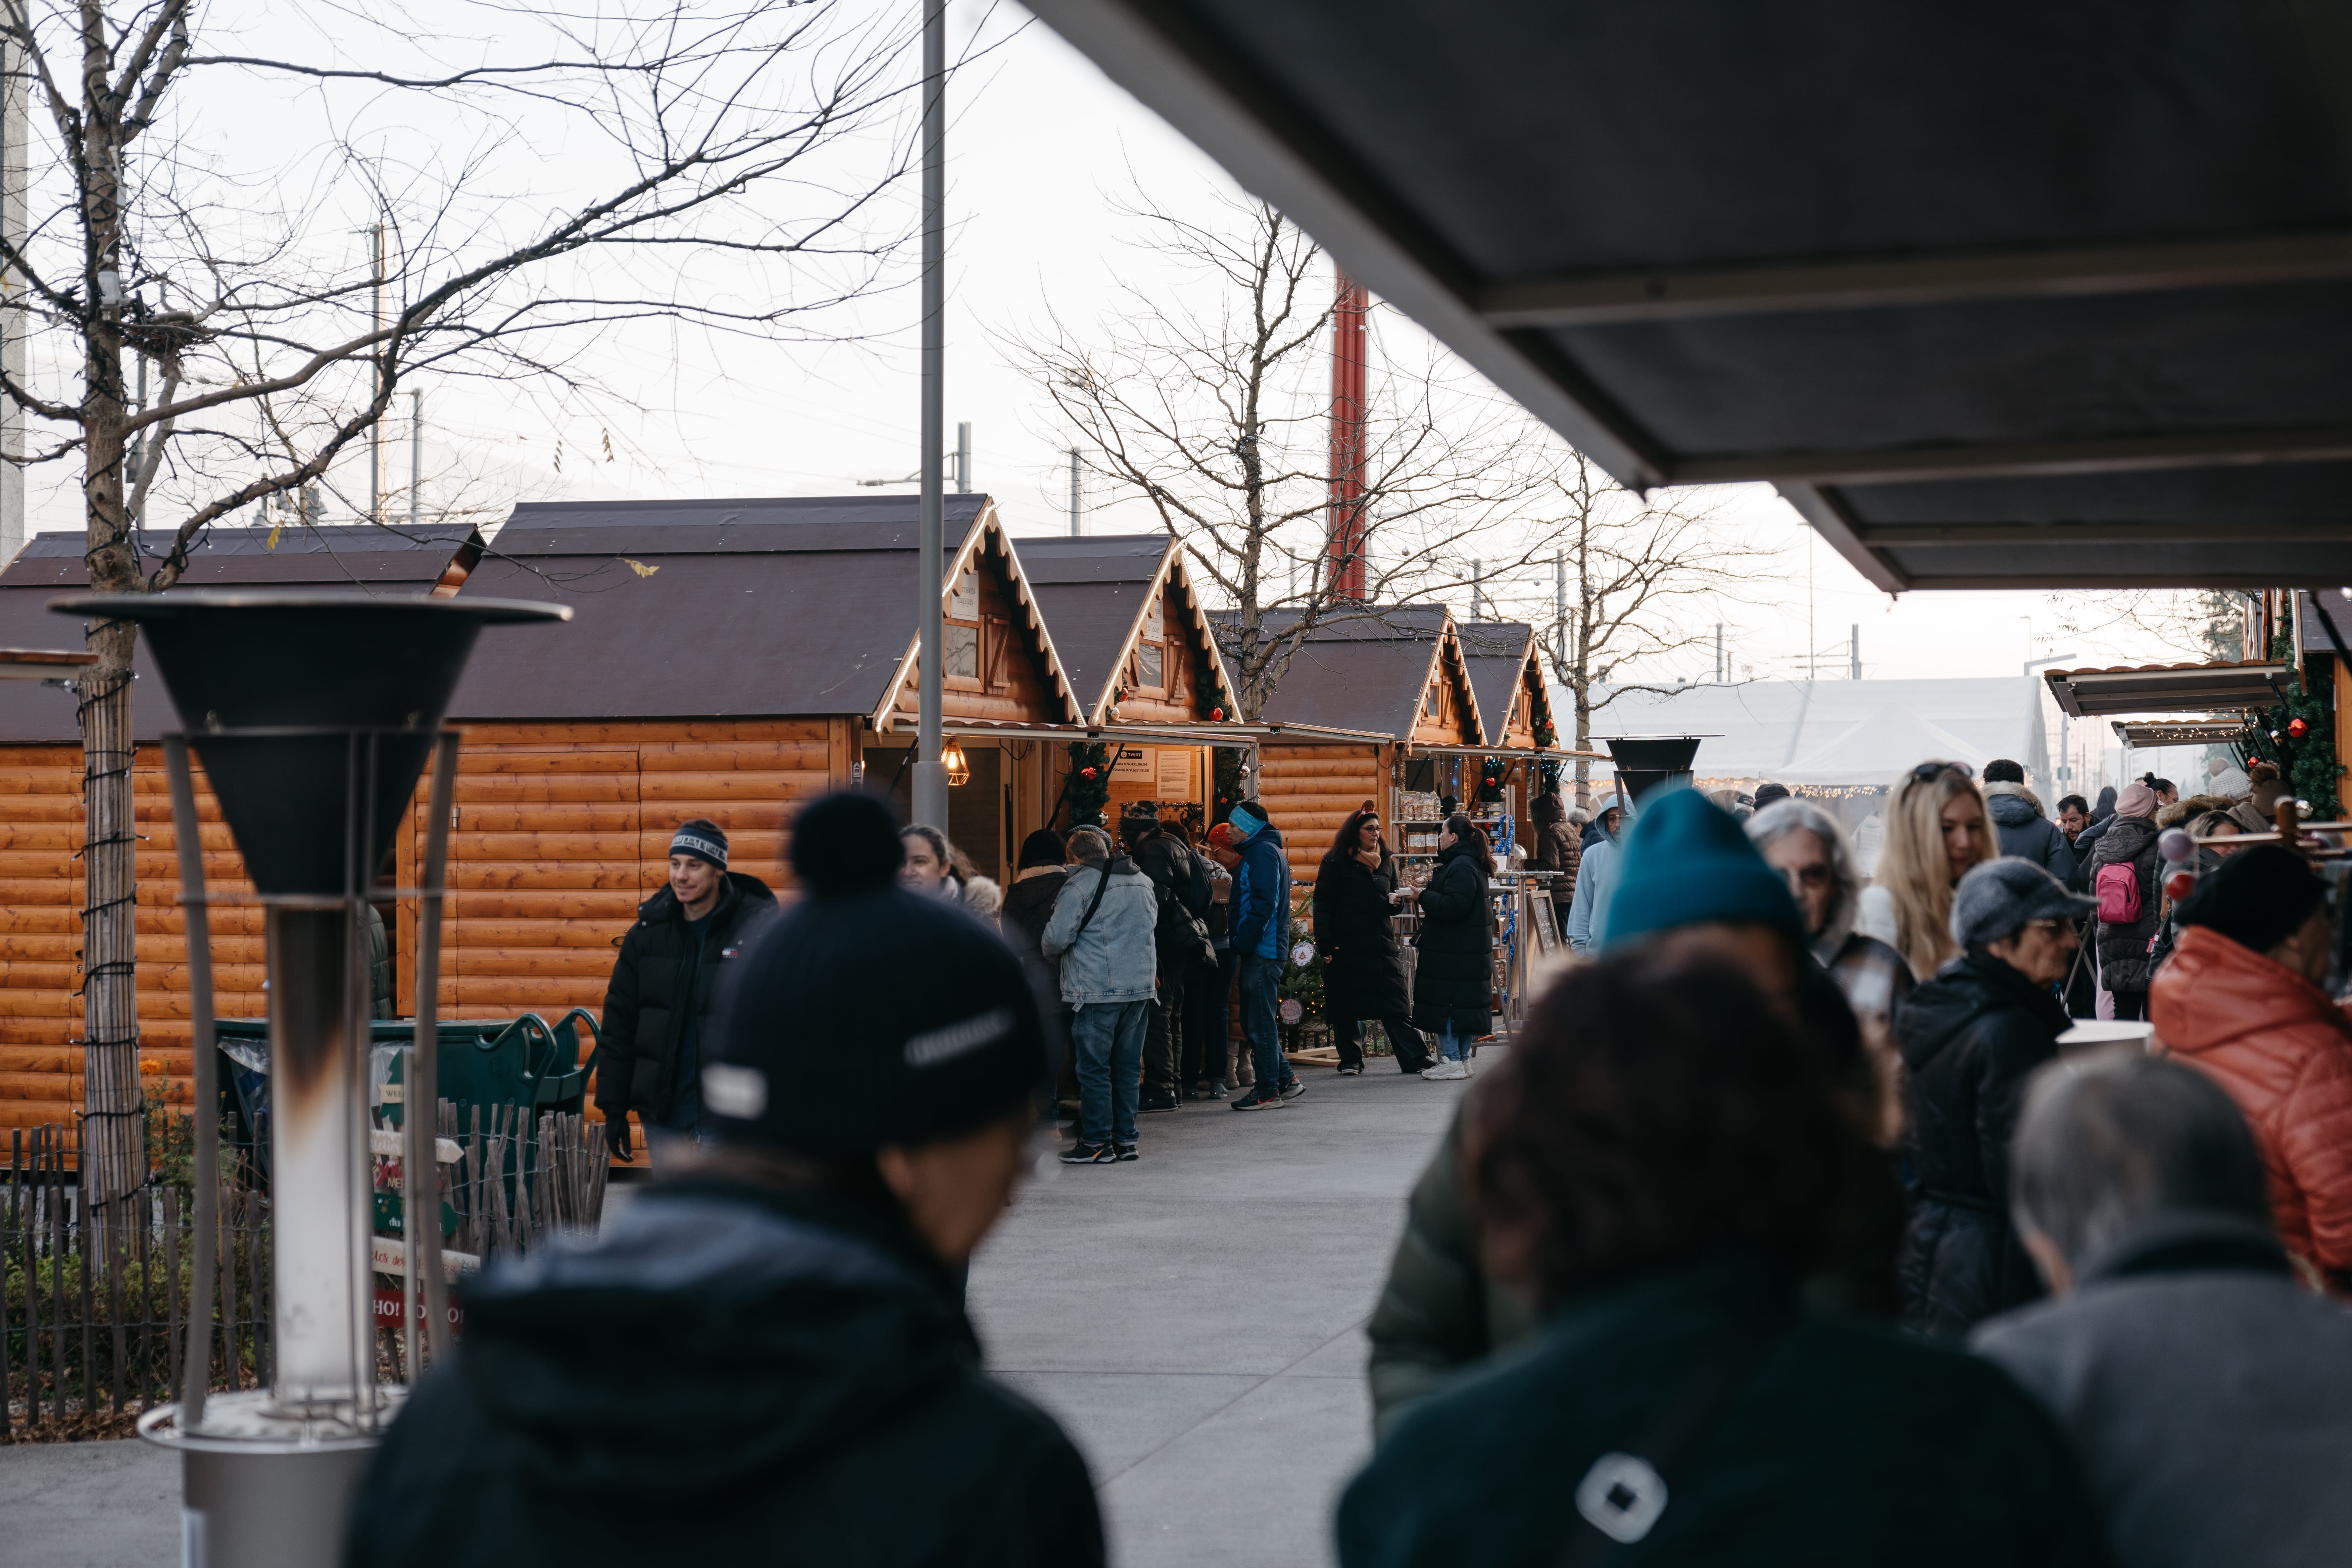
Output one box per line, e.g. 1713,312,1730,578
1042,826,1160,1163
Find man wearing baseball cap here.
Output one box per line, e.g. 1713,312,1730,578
350,792,1102,1567
595,818,778,1168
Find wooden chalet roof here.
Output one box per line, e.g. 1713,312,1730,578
449,494,1081,726
1457,621,1556,748
0,522,483,742
1214,605,1482,743
1013,533,1240,724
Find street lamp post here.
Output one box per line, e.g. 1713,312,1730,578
911,0,949,831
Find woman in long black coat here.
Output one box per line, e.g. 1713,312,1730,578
1315,805,1432,1075
1412,815,1493,1082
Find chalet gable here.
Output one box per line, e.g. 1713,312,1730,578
1016,533,1241,724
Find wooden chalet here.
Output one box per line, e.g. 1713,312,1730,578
0,524,485,1135
424,493,1084,1031
1217,607,1486,885
1013,533,1245,827
1457,621,1563,844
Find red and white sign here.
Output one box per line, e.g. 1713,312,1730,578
372,1286,465,1333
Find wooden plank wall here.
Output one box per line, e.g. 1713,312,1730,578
1256,742,1386,887
0,718,853,1140
398,719,852,1105
0,743,260,1137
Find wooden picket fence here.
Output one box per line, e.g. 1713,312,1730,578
2,1103,608,1443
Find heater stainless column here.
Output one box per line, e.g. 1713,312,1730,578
70,591,566,1568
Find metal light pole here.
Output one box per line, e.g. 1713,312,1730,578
910,0,949,832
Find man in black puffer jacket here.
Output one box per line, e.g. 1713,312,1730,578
597,819,778,1165
1897,859,2096,1340
348,793,1103,1568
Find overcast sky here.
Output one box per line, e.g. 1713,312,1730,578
23,0,2223,721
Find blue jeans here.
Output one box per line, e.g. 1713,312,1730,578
1071,999,1147,1146
1436,1022,1467,1063
1238,953,1290,1092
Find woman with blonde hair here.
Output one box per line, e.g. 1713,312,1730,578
1857,761,1995,979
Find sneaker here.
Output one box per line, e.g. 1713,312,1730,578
1191,1081,1229,1101
1278,1078,1307,1100
1336,1064,1363,1076
1060,1141,1115,1164
1139,1087,1180,1114
1114,1143,1139,1162
1230,1086,1285,1111
1420,1060,1471,1081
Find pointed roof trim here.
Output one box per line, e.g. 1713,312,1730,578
870,500,1084,732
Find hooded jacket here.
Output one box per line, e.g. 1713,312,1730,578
1896,950,2065,1337
1041,855,1157,1006
1229,820,1291,962
346,1178,1102,1568
2090,815,2163,993
2151,925,2352,1276
597,872,779,1126
1974,1210,2352,1568
1985,782,2077,885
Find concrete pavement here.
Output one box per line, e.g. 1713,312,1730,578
0,1057,1466,1567
970,1062,1465,1568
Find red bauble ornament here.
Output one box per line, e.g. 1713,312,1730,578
1211,706,1225,722
1080,767,1097,780
2290,717,2310,739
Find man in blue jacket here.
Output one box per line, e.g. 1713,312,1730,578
1225,800,1301,1111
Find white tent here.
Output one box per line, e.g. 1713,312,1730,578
1585,676,2051,792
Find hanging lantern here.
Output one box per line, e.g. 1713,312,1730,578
942,737,971,787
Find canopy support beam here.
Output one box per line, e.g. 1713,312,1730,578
1479,227,2352,328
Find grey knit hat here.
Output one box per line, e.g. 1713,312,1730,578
1949,858,2097,949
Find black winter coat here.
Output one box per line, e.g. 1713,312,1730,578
345,1178,1104,1568
1000,867,1074,1020
1527,818,1579,910
1896,951,2065,1338
2090,816,2163,993
596,872,777,1125
1343,1256,2108,1568
1411,841,1491,1037
1133,827,1211,973
1314,851,1411,1021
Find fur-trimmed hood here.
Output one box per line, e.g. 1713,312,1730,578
1982,779,2045,827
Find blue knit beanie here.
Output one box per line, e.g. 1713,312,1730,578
1600,786,1803,950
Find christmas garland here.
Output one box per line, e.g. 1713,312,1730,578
2238,629,2343,817
1066,740,1113,827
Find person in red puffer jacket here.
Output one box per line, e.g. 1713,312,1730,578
2151,845,2352,1289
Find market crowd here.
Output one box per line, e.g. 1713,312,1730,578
343,757,2352,1567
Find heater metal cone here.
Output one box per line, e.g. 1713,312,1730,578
1604,735,1704,807
52,592,567,895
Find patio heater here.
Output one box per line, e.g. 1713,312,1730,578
78,591,566,1567
1604,735,1703,807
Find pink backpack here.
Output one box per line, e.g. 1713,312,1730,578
2094,861,2141,924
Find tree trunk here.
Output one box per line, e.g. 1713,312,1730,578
77,625,141,1212
80,357,145,1214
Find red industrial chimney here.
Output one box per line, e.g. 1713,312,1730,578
1325,272,1368,602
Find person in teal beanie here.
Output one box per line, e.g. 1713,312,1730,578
1364,784,1902,1435
1599,784,1806,952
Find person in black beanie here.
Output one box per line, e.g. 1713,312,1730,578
347,793,1104,1568
595,817,778,1167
